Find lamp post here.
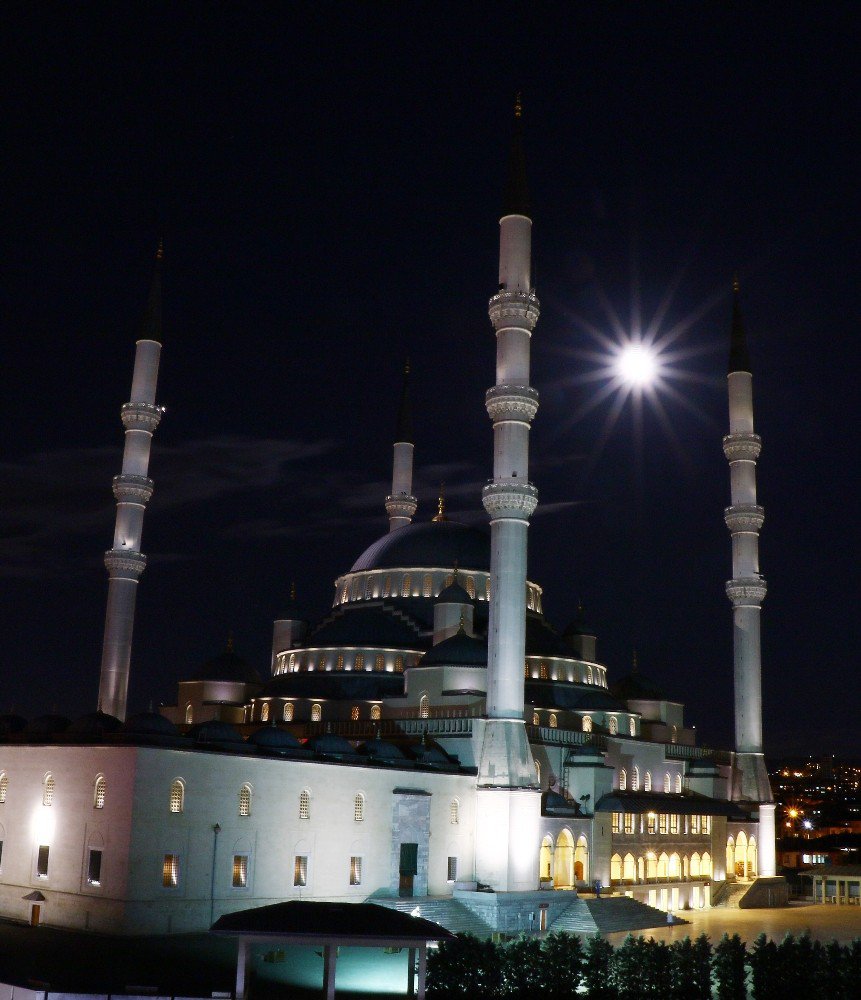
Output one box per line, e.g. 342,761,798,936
210,823,221,927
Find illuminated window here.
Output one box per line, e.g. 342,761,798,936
232,855,248,888
608,716,618,735
586,666,594,684
94,776,106,809
351,705,360,721
632,768,640,791
447,857,458,882
619,768,627,790
419,694,429,719
450,799,459,824
311,703,322,722
691,815,701,834
317,654,325,671
486,578,491,600
675,774,682,794
701,851,712,877
239,784,252,817
549,714,558,729
670,814,680,834
43,774,55,806
162,853,179,888
401,575,411,597
261,703,270,723
702,815,711,835
289,652,296,670
185,703,193,724
671,724,678,744
0,773,6,803
354,793,365,822
336,654,344,671
612,812,622,833
664,772,671,794
169,779,184,814
350,856,362,885
283,702,294,722
534,759,541,784
294,855,307,886
532,711,539,725
299,789,310,819
444,574,454,588
395,655,403,672
355,653,365,671
87,848,102,886
384,575,392,597
527,586,534,610
423,574,433,597
375,653,384,672
466,577,476,599
370,705,381,721
659,813,668,834
365,578,373,599
624,813,635,834
37,845,50,878
647,814,657,835
629,718,637,737
539,662,549,680
644,772,652,792
582,715,593,733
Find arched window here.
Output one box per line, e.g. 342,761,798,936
383,575,392,598
539,662,549,680
299,789,310,819
355,653,365,671
239,784,252,817
664,772,671,794
632,767,641,791
582,715,593,733
311,704,322,722
532,711,540,726
350,705,360,721
450,799,459,824
261,703,270,723
394,655,403,672
586,666,594,684
283,702,294,722
623,853,636,882
657,852,669,878
374,653,384,672
444,574,454,588
610,854,622,882
289,652,296,671
608,716,618,735
644,771,652,792
354,792,365,822
527,587,535,611
549,713,558,729
0,772,7,804
690,852,701,878
94,775,106,809
169,779,184,814
423,574,433,598
466,577,476,599
370,705,381,721
365,578,373,599
185,703,193,724
317,654,326,671
701,851,712,878
419,694,430,719
668,853,681,879
629,717,637,736
43,774,55,806
675,774,682,794
671,724,678,744
336,654,344,671
619,769,627,790
401,574,411,597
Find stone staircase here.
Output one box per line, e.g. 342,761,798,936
548,896,687,935
369,896,494,938
711,880,751,908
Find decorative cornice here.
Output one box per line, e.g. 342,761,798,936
104,548,147,579
726,576,767,606
485,384,539,423
723,433,761,462
488,290,540,332
724,504,765,534
112,474,154,504
482,480,538,521
385,494,418,519
121,401,162,433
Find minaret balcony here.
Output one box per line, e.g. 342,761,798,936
104,548,147,579
488,289,540,331
385,493,418,519
724,504,765,534
722,433,761,462
482,480,538,520
121,401,163,433
485,384,539,423
113,474,154,504
726,576,767,606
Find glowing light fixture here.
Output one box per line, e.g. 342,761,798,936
616,343,658,386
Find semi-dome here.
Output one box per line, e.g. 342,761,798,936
420,630,487,667
350,521,490,573
247,726,302,750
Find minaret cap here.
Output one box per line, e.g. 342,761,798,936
141,239,163,343
395,359,414,444
431,485,447,522
728,277,752,373
503,93,531,218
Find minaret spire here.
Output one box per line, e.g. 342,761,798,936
385,360,418,531
723,279,776,877
473,97,541,893
97,242,165,720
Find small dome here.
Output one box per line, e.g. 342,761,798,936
24,714,71,736
0,714,27,735
420,631,487,667
307,733,356,755
194,641,263,685
612,673,668,702
362,738,405,760
189,720,244,744
123,712,179,737
68,711,123,736
437,579,471,604
247,726,302,750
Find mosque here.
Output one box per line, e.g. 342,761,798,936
0,104,786,935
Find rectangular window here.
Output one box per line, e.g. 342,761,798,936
232,854,248,888
702,815,711,834
294,855,307,887
87,849,103,885
670,814,679,835
350,856,362,886
162,853,179,888
612,812,622,833
37,845,50,878
647,814,658,835
624,813,635,834
447,857,457,882
691,815,701,834
659,814,668,835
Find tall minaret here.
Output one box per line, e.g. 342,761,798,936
97,243,164,720
723,279,776,877
473,96,541,892
384,361,417,531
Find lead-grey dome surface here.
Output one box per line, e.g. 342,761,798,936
350,521,490,573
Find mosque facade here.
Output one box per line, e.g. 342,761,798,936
0,106,785,935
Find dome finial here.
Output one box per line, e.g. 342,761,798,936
432,483,447,521
514,91,523,119
457,611,466,634
632,647,638,673
226,632,234,653
729,275,751,373
290,580,296,602
155,237,164,262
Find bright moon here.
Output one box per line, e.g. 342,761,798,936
617,343,658,386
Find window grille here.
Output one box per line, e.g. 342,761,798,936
0,773,7,803
423,575,433,597
351,705,360,721
450,799,459,824
239,784,252,817
539,663,548,680
447,857,458,882
162,853,179,887
675,774,682,794
336,655,344,671
632,768,640,791
370,705,381,721
629,717,637,736
354,793,364,822
261,703,270,722
87,849,102,885
299,789,310,819
466,577,475,599
37,845,50,878
43,775,55,806
394,655,403,672
294,855,307,886
612,812,622,833
232,855,248,888
419,695,429,719
311,703,322,722
549,713,558,729
401,575,411,597
283,702,294,722
644,772,652,792
349,856,362,885
374,653,384,672
94,776,106,809
608,717,618,735
582,715,593,733
619,769,627,790
532,711,539,725
169,779,184,814
624,813,635,834
355,654,365,671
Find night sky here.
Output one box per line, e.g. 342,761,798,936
4,5,859,755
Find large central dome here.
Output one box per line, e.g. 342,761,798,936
350,520,490,573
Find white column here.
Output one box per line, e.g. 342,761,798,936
322,943,337,1000
235,939,248,1000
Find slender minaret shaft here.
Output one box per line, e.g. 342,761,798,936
723,279,775,874
97,244,164,720
385,361,417,531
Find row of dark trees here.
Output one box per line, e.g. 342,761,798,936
426,931,861,999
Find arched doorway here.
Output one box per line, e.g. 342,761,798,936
747,836,758,879
554,830,574,888
623,853,636,883
735,832,748,879
539,837,553,882
574,835,589,883
610,854,622,882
